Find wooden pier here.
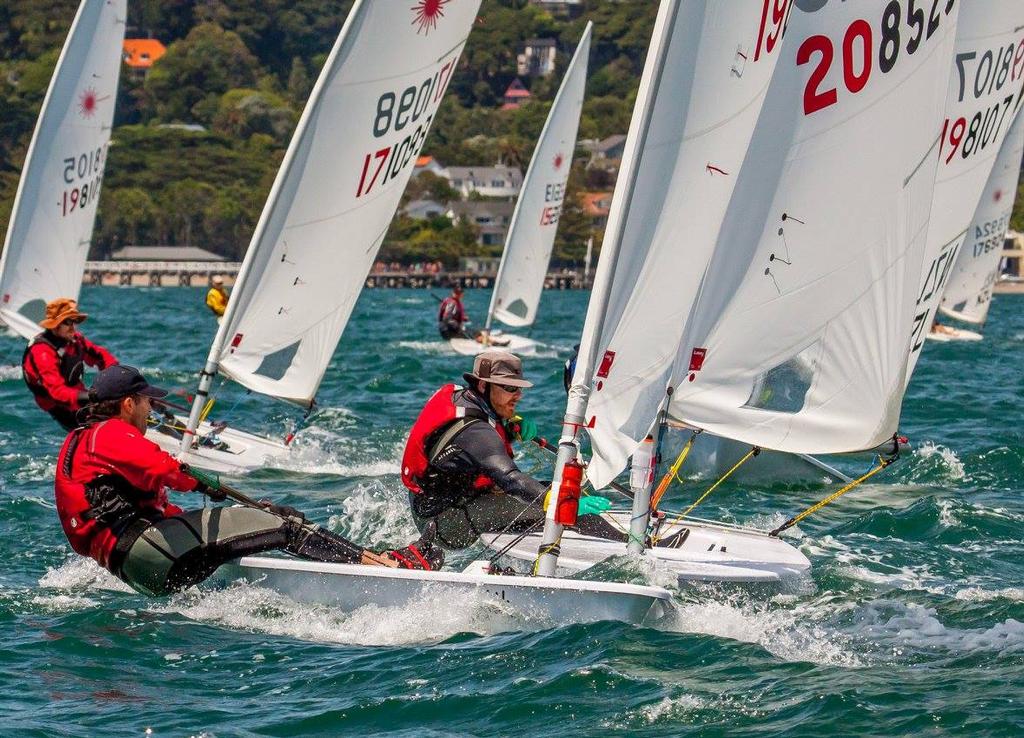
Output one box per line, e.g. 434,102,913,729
82,262,585,289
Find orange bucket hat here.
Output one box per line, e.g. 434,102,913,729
39,298,87,329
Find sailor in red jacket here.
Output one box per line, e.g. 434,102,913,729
437,284,469,339
401,350,622,549
56,365,443,596
22,297,118,430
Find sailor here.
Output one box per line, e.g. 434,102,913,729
55,365,443,596
437,283,469,339
401,350,620,549
22,297,118,431
205,275,228,318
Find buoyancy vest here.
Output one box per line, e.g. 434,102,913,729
55,420,182,570
22,333,85,398
401,384,513,496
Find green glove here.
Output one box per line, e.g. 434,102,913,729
577,495,611,517
506,414,538,443
185,465,225,501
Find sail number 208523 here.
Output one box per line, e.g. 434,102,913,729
797,0,955,116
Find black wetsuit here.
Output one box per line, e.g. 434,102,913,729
411,387,625,548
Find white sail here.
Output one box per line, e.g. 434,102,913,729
940,98,1024,325
563,0,792,487
210,0,480,405
0,0,125,340
584,0,958,487
904,1,1024,372
487,23,591,330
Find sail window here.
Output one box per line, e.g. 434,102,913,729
254,341,300,381
18,299,46,325
743,345,818,414
503,298,529,319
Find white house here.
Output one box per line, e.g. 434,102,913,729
446,165,523,199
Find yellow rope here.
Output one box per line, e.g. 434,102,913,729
199,396,215,423
770,455,895,537
650,431,700,510
652,446,759,544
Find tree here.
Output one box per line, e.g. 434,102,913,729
143,23,259,124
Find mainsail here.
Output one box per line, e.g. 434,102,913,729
581,0,958,487
0,0,126,340
486,23,592,330
904,2,1024,373
939,97,1024,325
183,0,481,439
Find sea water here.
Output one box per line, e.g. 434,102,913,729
1,286,1022,736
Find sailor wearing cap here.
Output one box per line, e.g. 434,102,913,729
21,297,118,430
52,366,444,596
401,350,620,549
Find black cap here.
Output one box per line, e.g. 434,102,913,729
91,365,168,402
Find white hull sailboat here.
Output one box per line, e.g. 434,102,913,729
449,24,592,357
519,0,959,587
484,511,811,583
160,1,476,474
905,4,1024,358
215,556,671,625
199,2,673,623
0,0,125,337
449,332,538,357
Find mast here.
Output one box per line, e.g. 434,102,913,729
535,1,679,576
180,0,369,451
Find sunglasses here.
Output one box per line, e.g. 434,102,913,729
61,318,82,327
494,383,523,394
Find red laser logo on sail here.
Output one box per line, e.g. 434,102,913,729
79,88,98,117
412,0,448,35
553,152,564,170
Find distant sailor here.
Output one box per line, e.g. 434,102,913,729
205,275,228,318
437,283,469,340
22,298,118,431
401,350,621,549
54,365,444,596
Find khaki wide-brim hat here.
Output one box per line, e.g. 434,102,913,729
463,350,533,388
39,298,87,329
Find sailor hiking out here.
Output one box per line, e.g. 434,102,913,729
55,365,444,596
401,350,621,548
22,298,118,431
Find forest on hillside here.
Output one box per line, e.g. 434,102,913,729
0,0,658,265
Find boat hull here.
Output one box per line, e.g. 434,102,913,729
483,511,811,584
146,415,291,474
449,332,538,356
926,326,983,342
213,555,672,625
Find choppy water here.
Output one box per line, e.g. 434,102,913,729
1,286,1022,737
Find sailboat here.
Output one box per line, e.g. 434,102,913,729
904,3,1024,350
0,0,126,338
504,0,959,584
449,24,592,357
145,1,477,473
210,1,672,626
935,95,1024,338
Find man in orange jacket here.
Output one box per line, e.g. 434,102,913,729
22,298,117,430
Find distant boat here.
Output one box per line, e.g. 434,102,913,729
0,0,126,339
449,24,592,357
907,3,1024,357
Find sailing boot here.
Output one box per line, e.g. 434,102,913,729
386,521,445,570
